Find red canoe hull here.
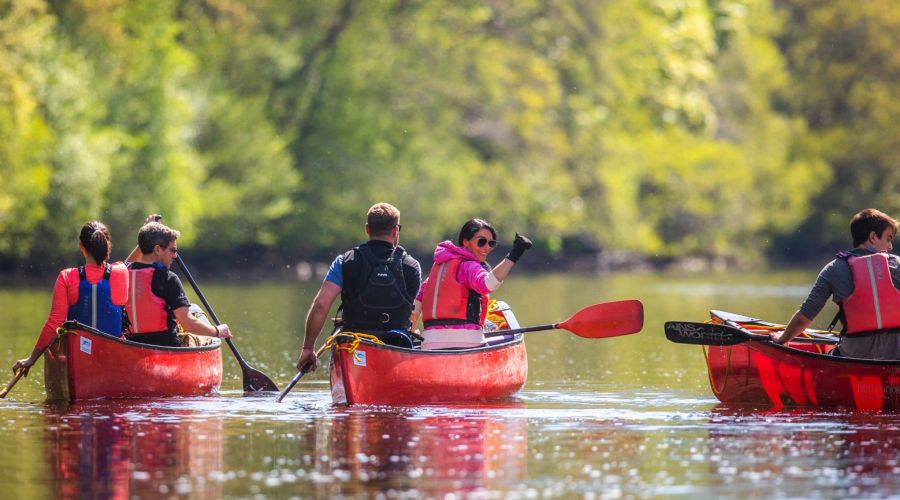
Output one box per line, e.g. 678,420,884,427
44,327,223,401
329,336,528,405
705,312,900,411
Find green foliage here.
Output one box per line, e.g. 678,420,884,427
0,0,54,258
777,0,900,253
0,0,891,268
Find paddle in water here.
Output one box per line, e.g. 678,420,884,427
485,299,644,339
0,369,26,399
176,255,279,392
275,343,329,403
664,321,837,346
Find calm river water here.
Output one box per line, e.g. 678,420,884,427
2,270,900,498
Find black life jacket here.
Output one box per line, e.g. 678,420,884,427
340,244,413,331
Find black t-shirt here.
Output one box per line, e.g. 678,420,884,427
128,262,191,333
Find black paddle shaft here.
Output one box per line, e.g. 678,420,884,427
175,256,247,366
175,256,278,391
484,323,558,337
275,370,308,403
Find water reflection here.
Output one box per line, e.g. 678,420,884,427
707,405,900,495
311,404,528,497
44,400,223,499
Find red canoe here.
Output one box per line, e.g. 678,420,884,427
44,322,223,401
329,335,527,405
704,310,900,411
328,300,527,405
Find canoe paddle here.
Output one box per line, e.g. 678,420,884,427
0,369,27,399
1,320,89,399
176,255,279,392
485,299,644,339
275,343,329,403
664,321,838,346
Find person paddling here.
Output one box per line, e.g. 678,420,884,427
411,218,532,350
12,221,129,377
771,208,900,359
295,203,422,373
123,215,232,347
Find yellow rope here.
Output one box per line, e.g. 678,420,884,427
485,299,509,329
325,331,385,364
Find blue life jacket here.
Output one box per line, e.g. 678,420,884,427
67,263,124,336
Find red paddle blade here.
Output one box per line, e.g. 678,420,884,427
558,300,644,339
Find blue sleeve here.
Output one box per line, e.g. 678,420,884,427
324,254,344,287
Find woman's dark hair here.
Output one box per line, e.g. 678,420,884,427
457,218,497,246
79,221,111,264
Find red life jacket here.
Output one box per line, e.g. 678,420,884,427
422,258,488,328
126,264,170,335
842,253,900,334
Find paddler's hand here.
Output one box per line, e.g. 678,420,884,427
213,324,233,340
296,348,319,373
506,233,533,263
11,357,35,377
768,331,784,344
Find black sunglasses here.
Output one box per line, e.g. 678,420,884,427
476,237,497,248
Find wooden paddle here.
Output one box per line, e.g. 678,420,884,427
0,369,27,399
175,255,279,392
664,321,838,346
485,299,644,339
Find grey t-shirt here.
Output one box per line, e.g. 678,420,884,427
799,247,900,321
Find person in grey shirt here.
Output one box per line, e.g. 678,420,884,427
771,208,900,359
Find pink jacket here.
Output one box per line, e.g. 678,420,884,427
416,241,493,303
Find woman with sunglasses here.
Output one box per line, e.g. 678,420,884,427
412,218,532,349
12,221,129,378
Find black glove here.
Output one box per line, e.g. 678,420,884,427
506,233,533,263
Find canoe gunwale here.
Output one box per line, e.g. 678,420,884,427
746,339,900,366
330,332,524,355
62,322,222,353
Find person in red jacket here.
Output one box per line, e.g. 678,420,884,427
772,208,900,359
12,221,129,377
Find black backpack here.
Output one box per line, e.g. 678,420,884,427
339,244,413,331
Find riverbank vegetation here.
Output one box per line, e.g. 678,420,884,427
2,1,898,275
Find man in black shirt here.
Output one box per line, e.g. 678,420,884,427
125,215,233,347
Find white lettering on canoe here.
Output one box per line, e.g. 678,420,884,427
80,337,92,355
